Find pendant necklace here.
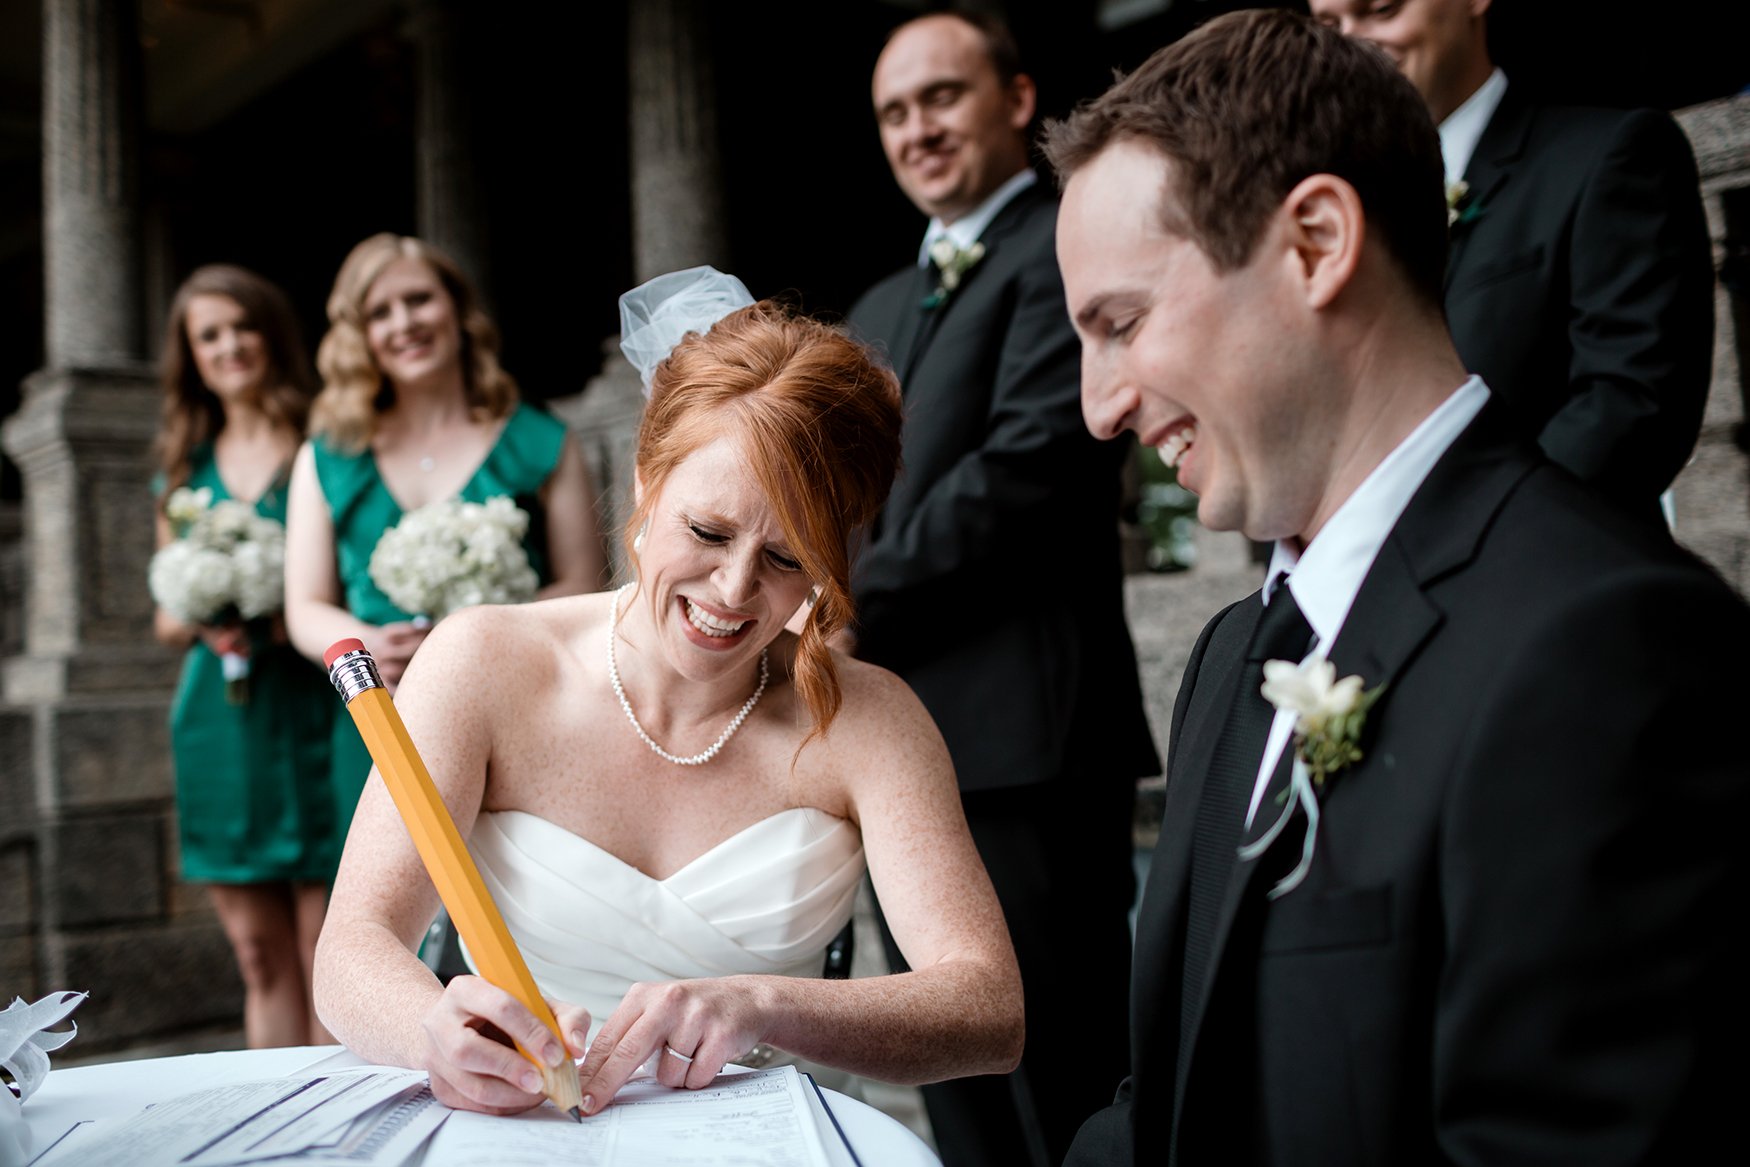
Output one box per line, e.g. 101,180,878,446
607,583,768,766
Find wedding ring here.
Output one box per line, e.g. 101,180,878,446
663,1045,695,1064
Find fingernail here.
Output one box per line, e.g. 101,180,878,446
521,1069,541,1092
544,1043,563,1067
569,1031,586,1054
581,1093,596,1115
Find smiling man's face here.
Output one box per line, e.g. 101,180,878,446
1058,141,1334,544
872,15,1034,224
1306,0,1492,122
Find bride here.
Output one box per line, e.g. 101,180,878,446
312,270,1024,1117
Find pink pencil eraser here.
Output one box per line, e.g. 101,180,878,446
324,638,366,670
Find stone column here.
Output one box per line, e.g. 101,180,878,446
552,0,733,582
42,0,143,366
410,0,490,302
0,0,237,1047
628,0,728,281
1674,95,1750,598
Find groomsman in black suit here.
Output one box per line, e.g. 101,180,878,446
1046,9,1748,1164
1309,0,1714,521
846,12,1157,1167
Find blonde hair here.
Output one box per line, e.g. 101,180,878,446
310,234,518,451
630,302,903,746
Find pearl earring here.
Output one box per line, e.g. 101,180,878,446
633,522,647,554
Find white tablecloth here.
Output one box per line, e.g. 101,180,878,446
14,1045,938,1166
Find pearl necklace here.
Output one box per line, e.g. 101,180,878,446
607,584,768,766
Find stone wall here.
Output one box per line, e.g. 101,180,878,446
0,368,241,1052
1674,95,1750,596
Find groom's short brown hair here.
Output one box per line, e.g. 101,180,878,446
1042,8,1448,307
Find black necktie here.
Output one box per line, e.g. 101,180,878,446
1178,583,1312,1070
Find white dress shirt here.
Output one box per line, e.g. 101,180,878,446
1439,68,1508,187
1244,376,1491,827
916,168,1038,268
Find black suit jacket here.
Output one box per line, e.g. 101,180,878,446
1069,404,1750,1165
847,180,1157,792
1445,88,1713,512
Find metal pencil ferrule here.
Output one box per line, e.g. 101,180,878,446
328,648,384,704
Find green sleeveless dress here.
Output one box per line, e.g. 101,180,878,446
165,450,340,883
312,402,566,847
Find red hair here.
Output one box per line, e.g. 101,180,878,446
630,302,903,744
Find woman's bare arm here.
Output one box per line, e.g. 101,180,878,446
313,606,587,1111
576,661,1024,1108
538,437,607,599
283,441,427,685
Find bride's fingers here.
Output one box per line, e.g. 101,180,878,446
683,1036,734,1090
546,998,592,1060
421,977,561,1107
654,1042,691,1089
428,1061,541,1114
576,1015,647,1114
449,1025,545,1094
445,977,568,1074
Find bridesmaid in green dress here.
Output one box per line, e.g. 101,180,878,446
152,264,338,1048
285,234,605,849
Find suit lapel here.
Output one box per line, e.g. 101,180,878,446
1163,597,1265,1133
1446,90,1534,291
886,264,936,389
1163,597,1266,887
1175,402,1536,1136
901,181,1045,384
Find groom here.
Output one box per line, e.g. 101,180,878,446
1046,10,1749,1165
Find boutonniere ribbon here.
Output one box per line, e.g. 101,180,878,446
921,238,986,311
1446,179,1483,229
1238,657,1384,898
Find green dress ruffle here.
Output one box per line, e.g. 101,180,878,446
164,451,340,884
313,402,567,847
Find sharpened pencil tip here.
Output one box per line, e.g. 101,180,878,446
569,1106,584,1123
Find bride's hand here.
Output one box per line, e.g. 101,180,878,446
575,978,769,1113
418,975,590,1115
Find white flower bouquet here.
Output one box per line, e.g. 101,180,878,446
149,486,286,703
367,495,539,621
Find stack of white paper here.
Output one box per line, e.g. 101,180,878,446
431,1067,854,1167
28,1064,856,1167
31,1068,441,1167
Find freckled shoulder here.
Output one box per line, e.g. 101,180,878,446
409,591,616,697
822,654,953,775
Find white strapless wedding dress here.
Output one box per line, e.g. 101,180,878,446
465,806,865,1036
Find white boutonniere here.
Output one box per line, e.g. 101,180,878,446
922,239,986,310
1260,657,1383,790
1238,657,1385,898
1446,179,1482,229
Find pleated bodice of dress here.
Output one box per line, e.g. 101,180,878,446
465,807,865,1035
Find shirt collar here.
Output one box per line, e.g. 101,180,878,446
917,169,1038,268
1439,68,1508,187
1264,376,1490,652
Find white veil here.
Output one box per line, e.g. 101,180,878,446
617,265,755,395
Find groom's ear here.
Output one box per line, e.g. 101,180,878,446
1282,173,1364,311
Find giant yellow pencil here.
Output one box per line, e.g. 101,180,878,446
325,638,584,1121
